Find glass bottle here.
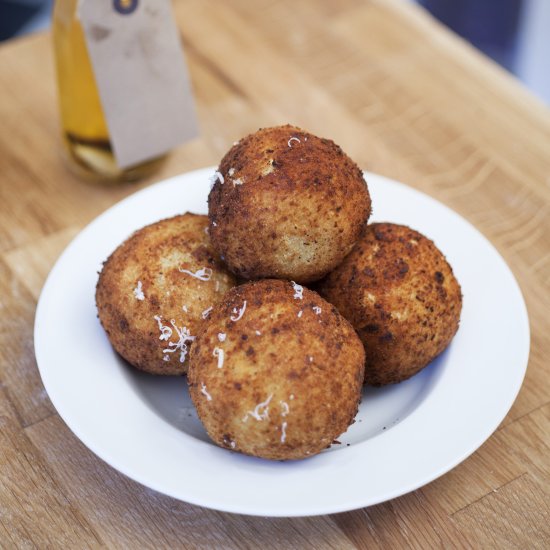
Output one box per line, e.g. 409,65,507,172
52,0,165,182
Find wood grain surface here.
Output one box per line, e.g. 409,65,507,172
1,0,549,547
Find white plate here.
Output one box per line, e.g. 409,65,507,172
34,168,530,517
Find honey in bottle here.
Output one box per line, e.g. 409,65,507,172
52,0,166,182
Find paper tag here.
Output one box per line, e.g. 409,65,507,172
79,0,198,168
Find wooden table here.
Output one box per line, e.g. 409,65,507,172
1,0,549,547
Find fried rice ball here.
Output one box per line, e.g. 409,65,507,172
317,223,462,386
188,279,365,460
96,213,236,375
208,125,372,283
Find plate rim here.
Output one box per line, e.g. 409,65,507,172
34,167,530,517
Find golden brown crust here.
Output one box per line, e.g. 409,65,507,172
95,213,236,375
317,223,462,386
208,125,372,283
188,279,365,460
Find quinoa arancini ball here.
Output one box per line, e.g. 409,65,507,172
96,213,236,375
317,223,462,386
208,125,372,284
188,279,365,460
